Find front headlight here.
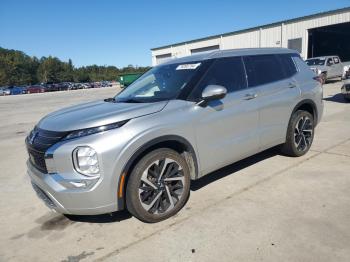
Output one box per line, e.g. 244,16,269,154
73,146,100,177
64,120,128,140
317,69,322,75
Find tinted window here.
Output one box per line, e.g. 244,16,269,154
190,57,247,99
244,55,285,87
327,58,334,65
306,58,326,66
279,54,297,77
333,57,340,64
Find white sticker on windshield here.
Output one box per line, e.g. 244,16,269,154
176,63,201,70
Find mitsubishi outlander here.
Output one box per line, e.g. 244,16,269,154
26,48,323,223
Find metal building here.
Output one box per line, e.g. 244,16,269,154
151,7,350,66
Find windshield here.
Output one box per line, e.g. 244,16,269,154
115,62,202,103
306,58,326,66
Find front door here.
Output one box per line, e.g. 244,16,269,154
191,57,260,175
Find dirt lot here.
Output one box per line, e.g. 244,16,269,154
0,82,350,262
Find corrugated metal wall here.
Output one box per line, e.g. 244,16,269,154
152,9,350,65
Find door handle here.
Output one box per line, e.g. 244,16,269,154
244,93,258,100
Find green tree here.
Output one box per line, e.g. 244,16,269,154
37,56,65,83
0,46,151,86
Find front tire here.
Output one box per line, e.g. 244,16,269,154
281,110,314,157
126,148,190,223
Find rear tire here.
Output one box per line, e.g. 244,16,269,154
281,110,314,157
320,73,326,85
126,148,190,223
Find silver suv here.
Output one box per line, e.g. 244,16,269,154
305,56,343,84
26,48,323,223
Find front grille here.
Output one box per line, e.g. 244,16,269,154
31,182,56,207
26,128,68,173
28,148,47,173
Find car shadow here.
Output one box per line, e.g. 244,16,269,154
323,93,348,104
191,146,280,191
325,79,342,84
65,209,132,223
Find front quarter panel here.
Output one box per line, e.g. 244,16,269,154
111,100,200,185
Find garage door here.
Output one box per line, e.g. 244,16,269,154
191,45,220,55
308,22,350,62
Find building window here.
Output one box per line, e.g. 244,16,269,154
190,45,220,55
156,53,172,64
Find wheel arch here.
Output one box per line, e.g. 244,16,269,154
292,99,318,125
117,135,198,208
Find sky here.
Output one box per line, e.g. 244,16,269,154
1,0,349,68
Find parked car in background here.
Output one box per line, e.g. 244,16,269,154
44,83,59,92
26,48,323,222
342,63,350,79
82,83,91,89
26,85,45,94
70,83,81,90
0,88,11,96
7,86,25,95
341,79,350,102
101,81,112,87
305,56,343,84
90,82,101,88
56,83,69,91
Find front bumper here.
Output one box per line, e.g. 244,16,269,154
26,128,134,215
28,161,118,215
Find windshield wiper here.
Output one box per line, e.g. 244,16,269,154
104,97,116,103
117,98,144,103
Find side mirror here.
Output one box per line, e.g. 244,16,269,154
198,85,227,106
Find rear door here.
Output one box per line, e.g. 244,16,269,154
326,57,336,78
243,54,301,150
192,56,260,175
333,56,343,77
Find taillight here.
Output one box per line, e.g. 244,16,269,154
313,76,323,85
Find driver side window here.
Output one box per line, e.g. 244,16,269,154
190,57,247,99
327,58,334,66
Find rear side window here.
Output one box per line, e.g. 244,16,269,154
278,54,298,77
190,56,247,98
243,55,285,87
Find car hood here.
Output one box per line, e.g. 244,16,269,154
37,100,168,132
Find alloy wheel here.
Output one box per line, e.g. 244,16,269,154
138,158,185,214
294,116,313,152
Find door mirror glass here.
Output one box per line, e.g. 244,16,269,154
201,85,227,102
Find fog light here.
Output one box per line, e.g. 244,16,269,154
73,146,100,177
